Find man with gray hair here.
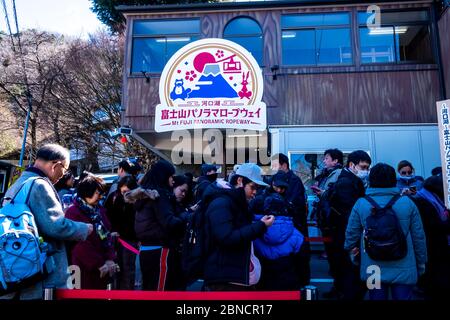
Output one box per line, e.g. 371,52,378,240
1,144,93,300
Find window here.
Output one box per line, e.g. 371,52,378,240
131,19,200,73
358,10,434,64
281,13,352,66
289,151,354,196
223,17,263,66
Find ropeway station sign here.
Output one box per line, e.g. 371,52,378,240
154,38,267,133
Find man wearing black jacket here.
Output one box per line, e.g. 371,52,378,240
271,153,309,286
327,150,371,300
203,163,274,290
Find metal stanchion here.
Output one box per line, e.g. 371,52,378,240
301,285,318,300
43,287,55,300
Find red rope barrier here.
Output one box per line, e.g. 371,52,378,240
118,238,140,255
56,289,301,301
304,237,332,243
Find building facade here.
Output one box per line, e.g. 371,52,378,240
118,0,449,183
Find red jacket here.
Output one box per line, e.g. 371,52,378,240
65,202,116,289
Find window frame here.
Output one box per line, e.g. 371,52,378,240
130,18,201,75
281,12,354,67
358,9,434,66
223,16,264,66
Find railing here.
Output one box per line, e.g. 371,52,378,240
44,288,303,301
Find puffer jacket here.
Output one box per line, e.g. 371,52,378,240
344,187,427,285
203,180,267,286
254,215,303,259
134,189,188,248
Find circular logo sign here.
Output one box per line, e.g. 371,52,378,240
155,38,266,132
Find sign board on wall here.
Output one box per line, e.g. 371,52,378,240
155,38,267,132
437,99,450,207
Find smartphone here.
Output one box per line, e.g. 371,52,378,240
409,186,417,192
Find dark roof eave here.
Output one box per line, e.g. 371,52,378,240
116,0,425,14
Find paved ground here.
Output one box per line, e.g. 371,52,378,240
309,250,334,299
160,245,425,300
185,248,336,297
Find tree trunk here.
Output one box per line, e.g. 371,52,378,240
84,142,100,172
52,110,61,144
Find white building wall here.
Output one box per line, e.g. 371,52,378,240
269,124,440,178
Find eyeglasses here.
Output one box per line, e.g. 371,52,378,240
53,161,69,173
400,170,413,175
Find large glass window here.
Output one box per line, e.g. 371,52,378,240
131,19,200,73
358,10,434,64
223,17,263,66
281,13,352,66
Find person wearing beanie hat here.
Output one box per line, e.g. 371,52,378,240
202,163,274,290
271,153,309,287
271,171,289,191
194,164,218,203
253,192,304,290
134,160,189,291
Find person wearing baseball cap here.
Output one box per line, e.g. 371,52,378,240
201,163,274,291
234,163,269,192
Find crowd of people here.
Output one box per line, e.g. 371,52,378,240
1,143,449,300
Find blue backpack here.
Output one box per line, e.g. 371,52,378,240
0,177,54,295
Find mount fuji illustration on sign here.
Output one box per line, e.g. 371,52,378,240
188,64,238,99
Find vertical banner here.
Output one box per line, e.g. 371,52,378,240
437,99,450,208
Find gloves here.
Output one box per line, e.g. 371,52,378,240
99,260,120,278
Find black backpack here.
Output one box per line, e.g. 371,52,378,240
363,195,408,261
315,181,338,231
181,200,210,285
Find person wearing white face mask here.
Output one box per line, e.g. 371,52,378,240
396,160,424,196
323,150,371,300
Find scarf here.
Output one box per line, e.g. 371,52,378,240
76,197,112,246
416,188,449,222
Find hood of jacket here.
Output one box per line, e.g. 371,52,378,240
124,187,159,204
202,179,247,208
254,214,294,244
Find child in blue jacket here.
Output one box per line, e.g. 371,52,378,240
254,193,304,290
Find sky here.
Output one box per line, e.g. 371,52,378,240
0,0,105,38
